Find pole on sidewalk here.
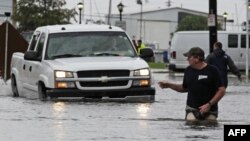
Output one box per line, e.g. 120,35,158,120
246,0,249,80
209,0,217,53
4,21,9,82
107,0,112,25
3,12,10,82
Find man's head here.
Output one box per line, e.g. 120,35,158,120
137,40,142,46
214,42,222,49
183,47,205,61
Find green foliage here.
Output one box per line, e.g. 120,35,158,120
148,62,166,69
176,15,208,31
12,0,77,31
176,15,222,31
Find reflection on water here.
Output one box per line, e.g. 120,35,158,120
136,104,151,118
53,102,66,113
136,104,151,128
53,102,66,141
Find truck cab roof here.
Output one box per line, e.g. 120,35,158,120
35,24,124,33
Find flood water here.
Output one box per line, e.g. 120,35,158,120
0,73,250,141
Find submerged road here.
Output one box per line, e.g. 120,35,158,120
0,72,250,141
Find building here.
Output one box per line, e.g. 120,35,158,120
109,7,223,51
0,0,12,24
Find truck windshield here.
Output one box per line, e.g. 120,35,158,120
45,32,136,59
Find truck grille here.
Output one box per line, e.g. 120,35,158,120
77,70,130,87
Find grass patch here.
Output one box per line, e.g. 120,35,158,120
148,62,166,69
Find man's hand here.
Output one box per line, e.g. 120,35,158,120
158,81,172,89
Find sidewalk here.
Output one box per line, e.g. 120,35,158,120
151,68,169,73
151,68,250,79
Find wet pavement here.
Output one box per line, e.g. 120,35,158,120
0,72,250,141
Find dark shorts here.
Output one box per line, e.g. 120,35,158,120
185,105,218,120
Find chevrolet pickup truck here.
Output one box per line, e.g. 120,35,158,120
10,24,155,101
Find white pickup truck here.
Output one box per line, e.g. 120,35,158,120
10,24,155,101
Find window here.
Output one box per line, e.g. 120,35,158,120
240,34,250,48
228,34,238,48
45,32,136,59
29,31,40,51
36,33,46,59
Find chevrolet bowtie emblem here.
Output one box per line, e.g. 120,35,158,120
100,76,109,83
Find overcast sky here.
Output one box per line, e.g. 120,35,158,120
66,0,247,27
0,0,247,29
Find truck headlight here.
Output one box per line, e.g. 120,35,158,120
133,68,149,76
55,71,74,78
133,68,150,87
55,71,75,88
55,82,76,88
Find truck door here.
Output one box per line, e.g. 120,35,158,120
28,32,46,90
23,31,41,91
239,34,250,70
226,34,240,68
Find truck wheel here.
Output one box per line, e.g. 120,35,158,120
38,83,47,101
11,75,19,97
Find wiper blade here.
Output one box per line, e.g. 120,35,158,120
51,54,82,59
89,52,120,56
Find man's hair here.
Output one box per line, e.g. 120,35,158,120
214,42,222,49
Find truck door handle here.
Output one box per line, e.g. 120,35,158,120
29,66,32,72
23,64,26,70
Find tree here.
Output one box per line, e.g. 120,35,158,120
176,15,222,31
12,0,77,31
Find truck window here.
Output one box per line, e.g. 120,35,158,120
36,33,46,58
228,34,238,48
29,32,41,51
45,32,136,59
240,34,250,48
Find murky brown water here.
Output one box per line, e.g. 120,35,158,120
0,73,249,141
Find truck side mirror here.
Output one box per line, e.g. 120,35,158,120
139,48,154,62
24,51,41,61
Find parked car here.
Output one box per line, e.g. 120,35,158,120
169,31,250,71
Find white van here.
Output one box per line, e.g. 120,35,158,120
169,31,250,71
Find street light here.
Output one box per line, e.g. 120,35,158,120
223,12,228,31
137,0,143,40
77,2,84,24
117,2,124,21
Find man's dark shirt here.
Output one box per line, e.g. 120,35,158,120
183,64,223,112
206,48,241,87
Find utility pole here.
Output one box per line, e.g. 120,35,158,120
107,0,112,25
208,0,217,53
12,0,17,26
246,0,249,78
137,0,143,40
167,0,171,7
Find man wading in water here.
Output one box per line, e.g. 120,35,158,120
158,47,226,122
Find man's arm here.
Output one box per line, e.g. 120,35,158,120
158,81,187,93
208,86,226,105
199,86,226,113
227,55,241,80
